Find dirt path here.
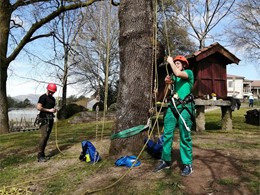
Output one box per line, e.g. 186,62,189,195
33,137,256,195
181,147,251,195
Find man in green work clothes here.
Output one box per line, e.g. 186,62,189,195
154,55,194,176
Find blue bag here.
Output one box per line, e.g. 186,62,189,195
79,140,101,163
144,136,164,159
115,155,141,167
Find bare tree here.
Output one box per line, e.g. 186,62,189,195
228,0,260,65
0,0,100,134
175,0,236,49
157,0,196,55
72,3,119,107
47,9,87,108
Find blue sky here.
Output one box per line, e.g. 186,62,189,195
227,60,259,80
225,45,259,80
7,61,78,98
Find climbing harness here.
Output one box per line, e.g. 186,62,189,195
171,97,193,131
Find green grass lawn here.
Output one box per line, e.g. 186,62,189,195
0,106,259,195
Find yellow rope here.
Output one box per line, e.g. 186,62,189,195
84,84,170,195
150,0,158,109
84,2,174,193
161,0,171,75
83,2,174,194
161,0,170,56
92,1,104,165
54,88,65,155
153,0,162,138
92,0,107,145
84,1,174,193
1,162,103,193
101,1,112,141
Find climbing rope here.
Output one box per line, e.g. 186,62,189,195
54,92,65,155
83,1,175,191
153,0,162,138
101,0,112,141
84,85,170,195
85,5,172,184
161,0,171,75
0,162,102,194
91,1,105,165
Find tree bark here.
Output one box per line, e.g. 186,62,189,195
0,65,9,133
109,0,154,156
0,1,11,133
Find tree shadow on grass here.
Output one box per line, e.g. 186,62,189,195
182,144,257,195
47,144,72,158
205,121,221,130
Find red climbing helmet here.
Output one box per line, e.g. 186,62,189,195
173,55,189,68
47,83,57,92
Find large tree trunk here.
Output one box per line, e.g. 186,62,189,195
109,0,154,156
0,1,11,133
0,65,9,134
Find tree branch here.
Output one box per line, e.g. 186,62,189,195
111,0,120,6
28,32,54,42
7,0,100,64
12,0,50,10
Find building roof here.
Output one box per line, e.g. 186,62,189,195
251,80,260,87
188,42,240,65
227,74,245,79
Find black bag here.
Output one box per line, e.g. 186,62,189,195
34,114,41,126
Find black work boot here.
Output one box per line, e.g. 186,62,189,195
42,153,50,160
38,156,48,162
37,152,48,162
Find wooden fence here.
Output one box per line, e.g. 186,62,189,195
9,117,39,132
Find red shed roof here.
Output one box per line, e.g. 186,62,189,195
188,42,240,65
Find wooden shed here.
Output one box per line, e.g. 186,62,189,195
187,42,240,100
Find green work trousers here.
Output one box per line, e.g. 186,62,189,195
161,105,193,165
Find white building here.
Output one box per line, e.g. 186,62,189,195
227,74,245,99
227,74,260,99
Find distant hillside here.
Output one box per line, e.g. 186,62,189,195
13,94,41,105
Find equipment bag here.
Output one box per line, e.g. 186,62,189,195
115,155,141,168
79,140,101,163
144,136,164,159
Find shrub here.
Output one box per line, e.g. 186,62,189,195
57,103,87,120
108,103,117,111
